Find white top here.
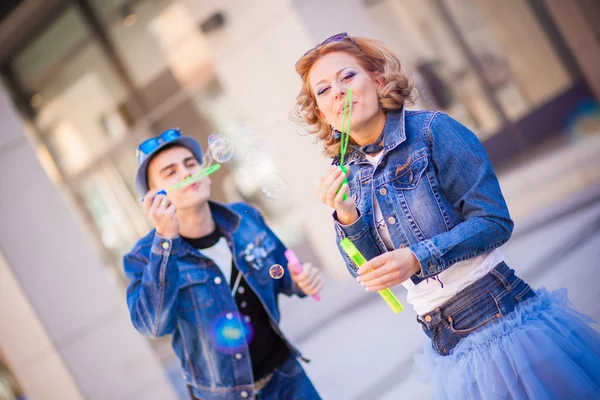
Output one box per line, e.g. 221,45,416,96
199,237,233,284
365,152,504,315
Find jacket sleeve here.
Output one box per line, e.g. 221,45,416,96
408,112,513,279
123,234,183,338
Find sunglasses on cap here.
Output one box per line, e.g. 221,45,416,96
295,32,363,68
136,128,181,165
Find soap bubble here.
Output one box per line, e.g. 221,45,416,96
269,264,285,279
245,149,263,166
261,174,288,200
210,137,234,163
208,133,220,146
243,128,266,148
209,312,253,354
266,113,279,125
202,151,213,168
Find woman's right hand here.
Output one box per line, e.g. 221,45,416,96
319,166,359,225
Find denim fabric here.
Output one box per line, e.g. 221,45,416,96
123,201,306,400
417,262,536,356
332,109,513,284
256,355,322,400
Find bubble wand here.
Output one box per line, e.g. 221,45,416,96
336,91,403,313
338,89,353,201
340,238,404,314
284,249,320,302
142,164,221,201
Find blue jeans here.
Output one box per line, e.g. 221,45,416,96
257,355,321,400
418,262,536,356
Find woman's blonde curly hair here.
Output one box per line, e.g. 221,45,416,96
293,35,415,158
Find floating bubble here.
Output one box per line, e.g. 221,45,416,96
210,137,234,163
209,312,253,354
243,129,266,148
269,264,285,279
266,113,279,125
202,151,213,168
208,133,220,146
245,150,263,166
262,174,288,200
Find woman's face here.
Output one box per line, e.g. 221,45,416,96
308,52,382,136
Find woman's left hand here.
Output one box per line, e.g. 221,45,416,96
356,248,422,291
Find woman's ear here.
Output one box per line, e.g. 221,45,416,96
374,75,384,90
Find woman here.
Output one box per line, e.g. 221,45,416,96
294,33,600,399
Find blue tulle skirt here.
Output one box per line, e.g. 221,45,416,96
414,288,600,399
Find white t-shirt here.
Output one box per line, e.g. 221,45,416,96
199,237,233,284
365,152,504,315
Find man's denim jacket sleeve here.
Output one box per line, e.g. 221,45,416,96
123,233,182,338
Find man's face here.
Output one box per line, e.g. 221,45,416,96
146,145,211,209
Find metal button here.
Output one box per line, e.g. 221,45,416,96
161,241,170,250
379,188,387,195
244,315,251,323
226,312,233,320
240,391,249,399
496,313,501,319
214,277,222,285
400,244,407,249
387,216,396,225
235,353,243,360
428,265,435,273
424,315,432,322
238,287,245,294
240,301,247,308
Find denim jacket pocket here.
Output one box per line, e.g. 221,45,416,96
447,292,502,335
179,269,215,310
390,151,428,191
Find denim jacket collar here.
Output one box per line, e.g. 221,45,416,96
333,107,406,166
178,201,241,257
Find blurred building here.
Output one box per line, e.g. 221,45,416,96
0,0,598,398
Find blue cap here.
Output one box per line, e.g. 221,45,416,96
134,133,203,196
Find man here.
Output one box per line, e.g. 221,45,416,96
123,129,323,400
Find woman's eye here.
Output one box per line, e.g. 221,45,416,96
317,87,330,96
341,72,355,81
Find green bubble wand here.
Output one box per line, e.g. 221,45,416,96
142,162,221,201
336,91,404,314
338,89,353,201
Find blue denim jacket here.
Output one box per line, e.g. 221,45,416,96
123,202,306,400
333,109,513,284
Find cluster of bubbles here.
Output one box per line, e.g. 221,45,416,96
209,311,254,354
240,116,290,201
261,174,288,200
269,264,285,279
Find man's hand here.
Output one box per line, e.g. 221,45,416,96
143,191,179,238
290,263,323,296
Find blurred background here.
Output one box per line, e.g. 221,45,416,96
0,0,598,398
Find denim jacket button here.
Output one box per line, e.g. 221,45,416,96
379,187,387,195
387,216,396,225
240,391,249,398
214,277,222,285
161,241,170,250
226,312,233,320
235,353,243,360
424,315,432,322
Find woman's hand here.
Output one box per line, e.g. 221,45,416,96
356,247,422,291
319,166,358,225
